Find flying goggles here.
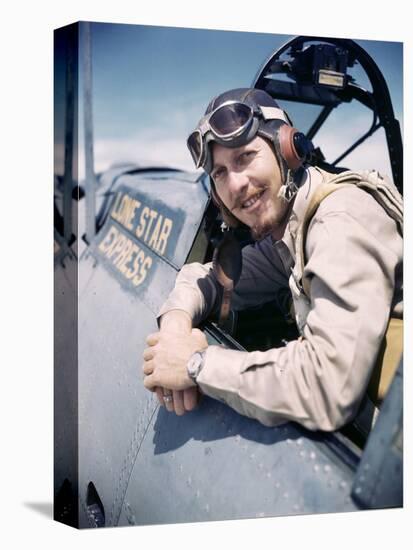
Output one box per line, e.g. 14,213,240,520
187,100,290,171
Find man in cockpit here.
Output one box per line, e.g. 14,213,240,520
142,87,403,432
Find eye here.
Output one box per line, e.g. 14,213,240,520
212,167,226,182
239,151,254,163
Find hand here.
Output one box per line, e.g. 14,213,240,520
154,386,201,415
149,311,203,415
143,328,208,404
145,311,204,415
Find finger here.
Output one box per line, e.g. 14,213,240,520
183,387,199,411
146,332,160,346
155,387,165,407
172,390,185,416
142,347,155,361
142,360,154,375
163,390,175,413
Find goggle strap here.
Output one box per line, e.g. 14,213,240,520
260,106,289,124
199,120,210,134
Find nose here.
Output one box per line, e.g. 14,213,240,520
227,169,249,198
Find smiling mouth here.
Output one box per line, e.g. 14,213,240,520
241,190,265,209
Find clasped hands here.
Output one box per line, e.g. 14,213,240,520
142,315,208,415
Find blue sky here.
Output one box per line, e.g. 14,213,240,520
56,22,403,182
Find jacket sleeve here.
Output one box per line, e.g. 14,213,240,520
157,236,289,326
196,188,403,431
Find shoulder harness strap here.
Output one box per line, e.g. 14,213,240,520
296,169,403,297
295,168,403,407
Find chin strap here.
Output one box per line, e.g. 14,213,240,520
277,168,304,202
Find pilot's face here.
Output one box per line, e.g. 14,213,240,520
211,136,290,240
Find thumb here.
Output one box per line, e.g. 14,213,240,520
191,328,207,346
143,374,157,391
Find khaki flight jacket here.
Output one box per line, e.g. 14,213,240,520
158,166,403,432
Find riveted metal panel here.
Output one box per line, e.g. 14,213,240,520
118,396,359,526
78,259,162,527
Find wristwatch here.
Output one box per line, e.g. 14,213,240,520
187,350,206,382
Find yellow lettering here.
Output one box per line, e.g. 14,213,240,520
98,221,154,286
148,214,163,250
114,237,134,271
99,225,120,254
144,209,158,242
132,255,153,286
124,197,141,230
136,206,150,238
106,232,127,259
110,192,123,222
124,244,141,279
112,195,139,230
140,256,152,281
118,196,133,229
116,195,129,226
156,218,173,255
131,250,145,284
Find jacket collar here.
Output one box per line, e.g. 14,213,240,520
272,166,326,268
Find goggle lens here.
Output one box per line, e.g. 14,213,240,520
187,130,203,167
209,103,252,137
187,102,257,169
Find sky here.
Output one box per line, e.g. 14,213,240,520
55,22,403,183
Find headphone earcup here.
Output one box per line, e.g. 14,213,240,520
279,125,313,170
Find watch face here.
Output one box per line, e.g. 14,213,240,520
189,353,201,370
188,351,204,379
